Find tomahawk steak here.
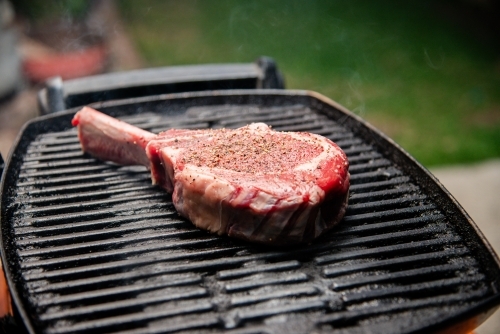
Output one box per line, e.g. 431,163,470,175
72,107,350,244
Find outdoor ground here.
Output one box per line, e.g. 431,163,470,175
431,161,500,334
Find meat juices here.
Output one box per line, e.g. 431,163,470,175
72,107,350,245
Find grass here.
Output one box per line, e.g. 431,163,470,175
118,0,500,167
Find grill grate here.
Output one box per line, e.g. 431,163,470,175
2,97,498,334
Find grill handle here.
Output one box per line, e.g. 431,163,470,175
45,77,65,114
38,57,285,115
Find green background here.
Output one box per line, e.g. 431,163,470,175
117,0,500,167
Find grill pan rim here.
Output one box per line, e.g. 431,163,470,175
1,113,46,334
415,294,500,334
1,88,499,334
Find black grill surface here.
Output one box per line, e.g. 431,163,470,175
1,91,499,334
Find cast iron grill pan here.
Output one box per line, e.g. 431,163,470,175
1,90,499,334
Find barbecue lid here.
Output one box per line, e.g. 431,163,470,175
1,90,500,334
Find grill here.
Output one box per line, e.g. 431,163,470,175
2,89,500,334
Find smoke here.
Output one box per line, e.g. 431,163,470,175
424,47,445,70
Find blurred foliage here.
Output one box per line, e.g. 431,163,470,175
118,0,500,166
12,0,89,22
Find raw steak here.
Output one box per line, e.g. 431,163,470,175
72,107,350,245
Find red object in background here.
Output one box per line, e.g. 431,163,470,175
0,260,12,318
22,44,107,82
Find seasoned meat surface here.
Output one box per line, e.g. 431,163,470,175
72,107,350,244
